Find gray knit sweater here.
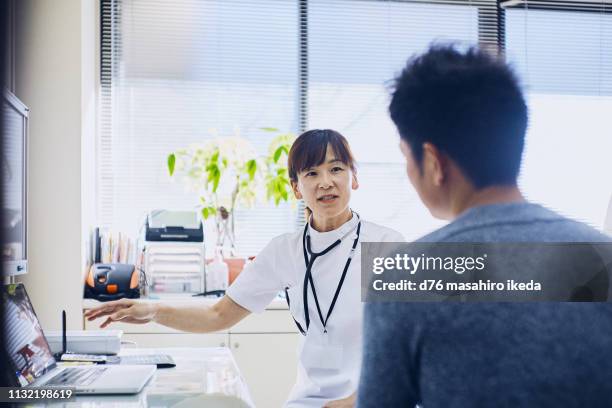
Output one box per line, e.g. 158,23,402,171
357,202,612,408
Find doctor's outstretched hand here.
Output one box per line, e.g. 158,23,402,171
323,392,356,408
84,296,249,333
84,299,157,328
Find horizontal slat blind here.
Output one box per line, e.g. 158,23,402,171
100,0,299,256
504,1,612,228
100,0,508,248
504,0,612,95
307,0,498,240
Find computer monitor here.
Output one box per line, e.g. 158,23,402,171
2,90,28,276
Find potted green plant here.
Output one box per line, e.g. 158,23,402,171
167,128,295,256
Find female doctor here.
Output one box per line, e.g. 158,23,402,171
84,129,403,407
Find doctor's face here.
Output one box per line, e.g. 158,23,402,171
292,145,358,220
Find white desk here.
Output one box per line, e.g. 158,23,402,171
44,347,254,407
82,295,299,407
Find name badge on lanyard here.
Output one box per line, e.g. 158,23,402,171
300,334,344,371
284,213,361,337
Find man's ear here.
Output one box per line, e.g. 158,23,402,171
422,142,446,186
291,180,303,200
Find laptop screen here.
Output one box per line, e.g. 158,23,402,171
2,283,57,386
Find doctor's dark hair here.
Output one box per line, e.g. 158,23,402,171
389,44,528,188
288,129,356,183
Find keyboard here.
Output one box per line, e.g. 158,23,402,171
114,354,176,368
46,366,107,386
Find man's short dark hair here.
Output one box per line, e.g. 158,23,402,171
389,44,528,188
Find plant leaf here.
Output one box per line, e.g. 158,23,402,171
211,150,220,164
246,159,257,180
260,127,279,132
202,207,209,219
167,153,176,176
212,171,220,192
273,146,285,163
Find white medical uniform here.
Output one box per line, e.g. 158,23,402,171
226,213,403,407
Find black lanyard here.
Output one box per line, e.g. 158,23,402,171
285,218,361,336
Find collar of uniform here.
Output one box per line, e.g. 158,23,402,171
308,212,358,251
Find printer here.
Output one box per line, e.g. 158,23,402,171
145,210,204,242
143,210,205,293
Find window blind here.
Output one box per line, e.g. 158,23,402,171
306,0,500,240
100,0,510,252
100,0,300,256
503,0,612,228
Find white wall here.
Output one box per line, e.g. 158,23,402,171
15,0,97,330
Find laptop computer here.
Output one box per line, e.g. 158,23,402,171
2,283,156,394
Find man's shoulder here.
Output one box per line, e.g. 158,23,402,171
418,202,611,243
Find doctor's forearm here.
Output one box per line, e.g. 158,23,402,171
152,304,221,332
153,297,250,333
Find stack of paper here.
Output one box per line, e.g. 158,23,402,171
145,242,205,293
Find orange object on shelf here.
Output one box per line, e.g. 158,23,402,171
206,257,251,285
226,258,246,284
